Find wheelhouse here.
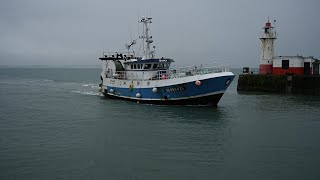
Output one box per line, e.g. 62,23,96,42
124,58,174,71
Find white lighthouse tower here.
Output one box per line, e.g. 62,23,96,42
259,19,277,74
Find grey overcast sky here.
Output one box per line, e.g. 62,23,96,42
0,0,319,67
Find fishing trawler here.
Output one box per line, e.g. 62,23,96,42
99,16,235,106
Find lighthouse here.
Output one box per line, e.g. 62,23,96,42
259,19,277,74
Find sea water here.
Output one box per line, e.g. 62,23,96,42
1,68,320,180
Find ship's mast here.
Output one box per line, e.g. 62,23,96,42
139,16,154,59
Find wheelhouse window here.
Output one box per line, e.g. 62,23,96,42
130,64,144,70
159,63,165,69
144,64,152,69
152,64,158,69
151,63,171,70
282,60,289,69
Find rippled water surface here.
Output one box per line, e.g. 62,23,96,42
1,68,320,180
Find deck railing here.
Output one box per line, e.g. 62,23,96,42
105,64,230,81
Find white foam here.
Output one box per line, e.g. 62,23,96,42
71,90,99,96
81,83,99,89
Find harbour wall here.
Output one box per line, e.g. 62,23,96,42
237,74,320,95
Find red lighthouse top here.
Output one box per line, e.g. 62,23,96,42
266,21,271,27
264,19,273,29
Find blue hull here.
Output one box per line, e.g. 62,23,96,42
104,75,234,106
104,92,224,106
